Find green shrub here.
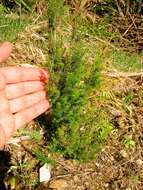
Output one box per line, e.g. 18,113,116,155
46,39,113,161
41,1,113,162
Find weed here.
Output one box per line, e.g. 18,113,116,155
34,148,56,166
122,90,134,105
130,174,140,182
17,128,42,141
124,137,136,149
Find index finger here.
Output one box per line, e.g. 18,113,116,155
0,67,49,84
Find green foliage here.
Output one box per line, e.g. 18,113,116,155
122,90,134,105
47,0,65,29
0,4,7,13
34,148,56,165
43,1,113,161
17,128,42,141
92,21,112,38
90,0,143,19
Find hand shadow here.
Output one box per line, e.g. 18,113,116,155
38,112,56,141
0,151,11,190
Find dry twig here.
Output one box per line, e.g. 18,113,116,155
103,71,143,79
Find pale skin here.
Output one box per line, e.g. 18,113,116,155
0,42,50,148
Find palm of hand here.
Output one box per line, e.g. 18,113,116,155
0,42,49,148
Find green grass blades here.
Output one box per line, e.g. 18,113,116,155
108,50,143,72
0,14,28,42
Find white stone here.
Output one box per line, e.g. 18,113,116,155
39,164,51,183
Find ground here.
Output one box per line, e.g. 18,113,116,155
0,1,143,190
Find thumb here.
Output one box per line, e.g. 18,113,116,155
0,42,13,63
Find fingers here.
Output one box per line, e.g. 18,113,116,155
6,81,45,99
9,91,47,113
0,42,12,63
14,100,50,130
0,67,49,84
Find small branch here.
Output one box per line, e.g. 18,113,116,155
123,22,134,37
51,170,96,180
129,13,137,29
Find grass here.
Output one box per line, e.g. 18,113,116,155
108,50,143,72
0,4,29,42
122,90,134,105
16,128,42,141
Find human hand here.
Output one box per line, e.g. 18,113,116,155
0,42,50,148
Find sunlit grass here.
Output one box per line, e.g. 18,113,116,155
108,50,143,72
0,3,30,42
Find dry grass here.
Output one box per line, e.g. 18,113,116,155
5,21,48,67
66,0,103,23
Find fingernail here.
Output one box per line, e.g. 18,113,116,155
40,69,49,83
